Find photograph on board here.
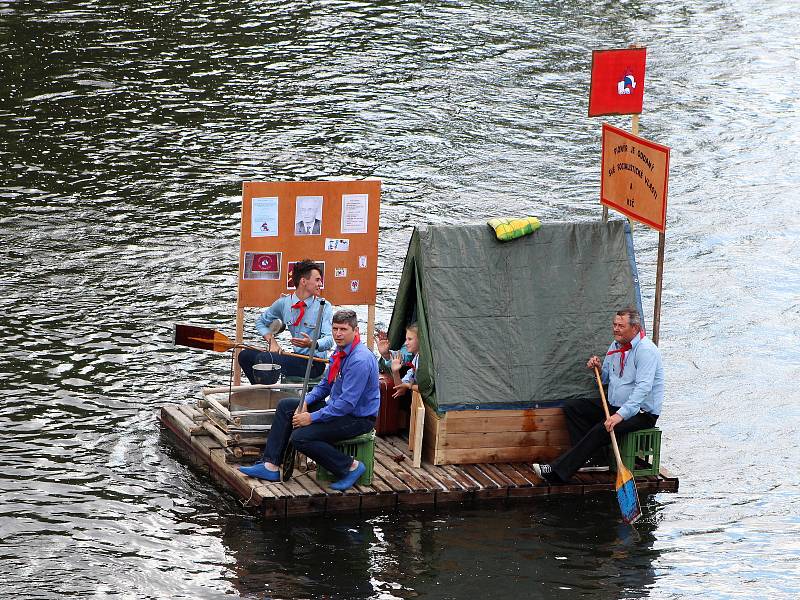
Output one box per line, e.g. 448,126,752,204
243,251,281,280
294,196,323,235
286,260,325,289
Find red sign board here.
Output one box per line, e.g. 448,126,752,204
601,123,669,232
589,48,647,117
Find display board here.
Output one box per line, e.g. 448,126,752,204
600,123,669,232
238,180,381,309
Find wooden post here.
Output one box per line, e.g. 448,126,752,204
234,305,244,385
366,304,375,350
652,231,665,345
408,391,425,468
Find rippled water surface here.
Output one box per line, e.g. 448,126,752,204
1,1,799,598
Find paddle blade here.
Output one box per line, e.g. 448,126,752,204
174,324,235,352
281,446,296,482
615,465,642,524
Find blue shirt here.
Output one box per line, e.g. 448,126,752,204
255,294,333,358
307,340,381,423
601,334,664,420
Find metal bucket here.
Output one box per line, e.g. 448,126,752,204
252,363,281,385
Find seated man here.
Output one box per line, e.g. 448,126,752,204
239,309,380,490
533,307,663,483
238,258,333,383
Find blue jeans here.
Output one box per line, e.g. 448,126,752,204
263,398,376,479
238,348,325,384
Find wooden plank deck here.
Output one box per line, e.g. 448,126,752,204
159,403,679,519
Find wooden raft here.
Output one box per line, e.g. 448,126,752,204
159,403,679,519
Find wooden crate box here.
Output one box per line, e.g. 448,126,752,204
422,403,570,465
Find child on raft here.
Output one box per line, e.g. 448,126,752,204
378,323,419,398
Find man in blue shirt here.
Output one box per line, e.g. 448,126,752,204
237,259,333,383
533,307,664,483
239,309,380,490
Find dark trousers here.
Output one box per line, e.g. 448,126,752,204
238,349,325,384
551,396,658,481
263,398,376,479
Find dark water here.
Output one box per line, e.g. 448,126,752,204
1,0,799,598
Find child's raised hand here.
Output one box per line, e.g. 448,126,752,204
377,336,390,358
390,356,402,372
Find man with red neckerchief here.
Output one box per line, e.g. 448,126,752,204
533,307,664,484
239,309,380,490
237,258,333,383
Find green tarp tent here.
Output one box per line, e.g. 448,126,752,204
387,220,643,413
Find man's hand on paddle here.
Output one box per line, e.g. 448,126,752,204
586,355,602,370
263,333,280,352
291,332,313,348
292,402,311,428
604,413,623,432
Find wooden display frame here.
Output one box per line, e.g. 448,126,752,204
234,180,381,383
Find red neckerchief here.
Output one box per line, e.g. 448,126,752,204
404,361,416,371
291,296,310,327
327,333,360,384
607,342,632,375
606,332,645,376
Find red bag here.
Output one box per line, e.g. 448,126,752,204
375,373,404,436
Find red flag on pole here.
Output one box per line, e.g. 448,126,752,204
588,48,647,117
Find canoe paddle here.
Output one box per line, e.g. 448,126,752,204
281,299,326,481
173,323,328,364
593,366,642,525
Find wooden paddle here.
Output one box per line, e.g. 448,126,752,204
594,366,642,525
173,323,328,363
281,299,327,481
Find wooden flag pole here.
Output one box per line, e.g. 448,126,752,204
652,231,666,345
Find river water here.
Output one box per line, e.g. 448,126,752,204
1,1,798,598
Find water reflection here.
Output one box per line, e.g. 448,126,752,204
221,497,662,600
2,0,800,597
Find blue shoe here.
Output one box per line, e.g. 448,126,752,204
238,463,280,481
330,462,366,491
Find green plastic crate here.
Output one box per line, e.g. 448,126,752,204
316,430,375,486
610,427,662,477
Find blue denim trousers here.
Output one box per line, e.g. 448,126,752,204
238,348,325,383
263,397,375,479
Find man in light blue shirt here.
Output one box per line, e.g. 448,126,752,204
533,307,663,483
237,259,333,383
239,309,380,490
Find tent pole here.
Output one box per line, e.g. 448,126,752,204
652,231,665,345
